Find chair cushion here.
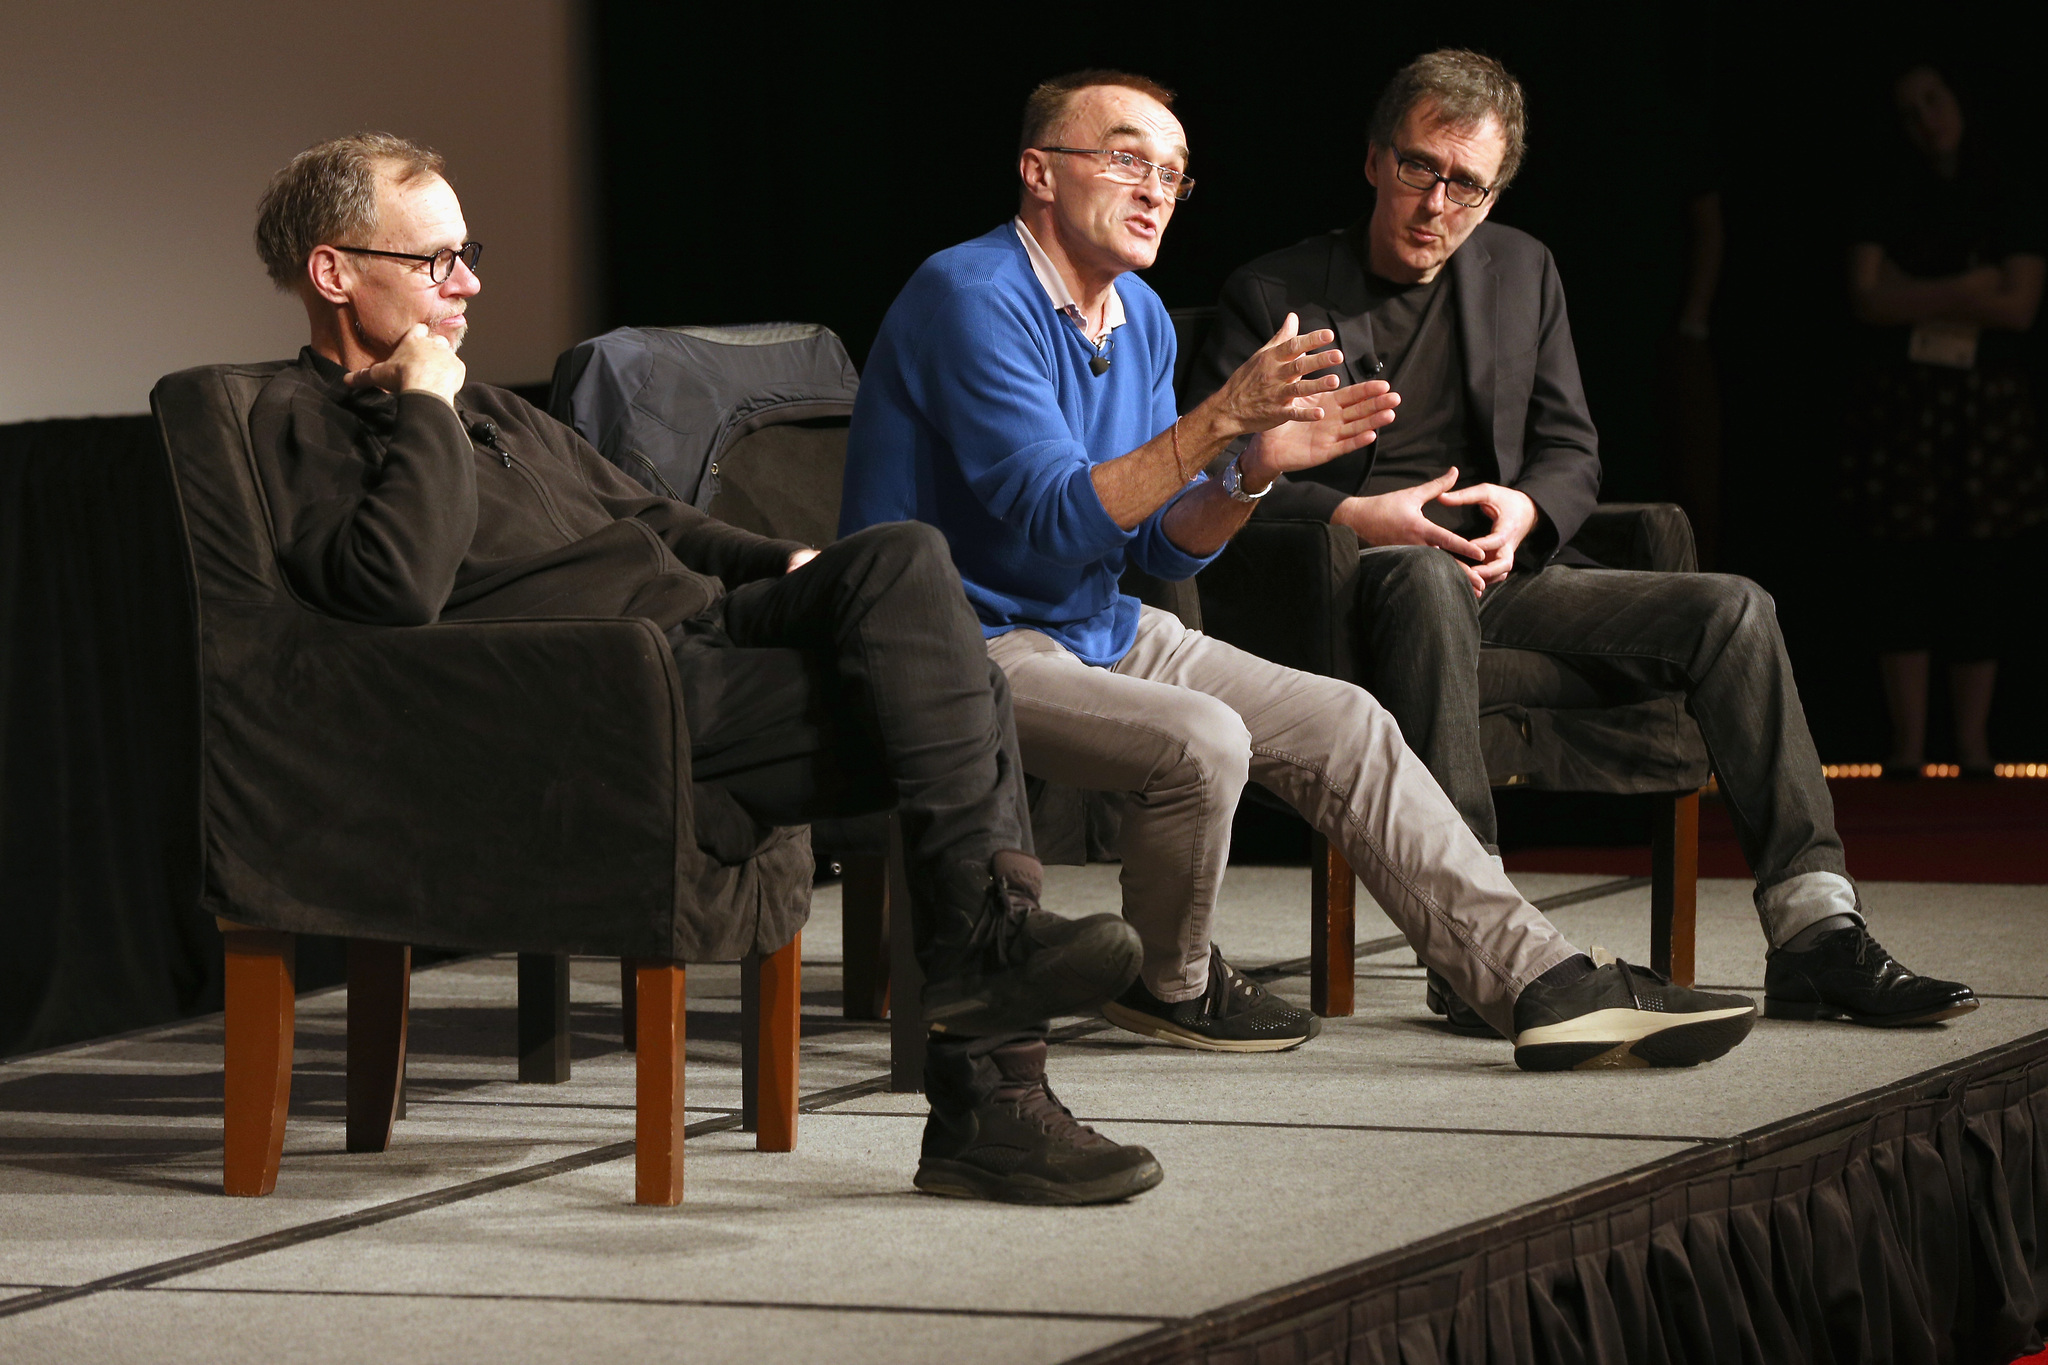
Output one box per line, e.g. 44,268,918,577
1480,697,1709,794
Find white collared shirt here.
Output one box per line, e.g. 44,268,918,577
1012,217,1125,347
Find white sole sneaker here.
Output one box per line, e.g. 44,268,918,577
1513,1004,1756,1071
1099,999,1318,1053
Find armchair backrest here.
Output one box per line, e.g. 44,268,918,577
548,323,857,547
151,362,296,611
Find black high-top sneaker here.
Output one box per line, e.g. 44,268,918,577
919,851,1142,1036
915,1039,1163,1205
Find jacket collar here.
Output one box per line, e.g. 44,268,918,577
300,344,402,435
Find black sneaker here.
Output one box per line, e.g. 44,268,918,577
1512,955,1756,1071
1101,945,1322,1052
915,1082,1163,1206
1764,924,1977,1026
1425,968,1503,1038
921,851,1142,1036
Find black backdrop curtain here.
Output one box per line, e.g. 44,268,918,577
1148,1054,2048,1365
0,415,215,1055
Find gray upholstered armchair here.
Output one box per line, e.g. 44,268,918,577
151,362,812,1205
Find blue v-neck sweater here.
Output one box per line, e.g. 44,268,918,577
841,224,1214,667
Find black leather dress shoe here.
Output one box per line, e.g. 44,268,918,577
1764,925,1978,1026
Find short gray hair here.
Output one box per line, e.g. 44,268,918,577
1367,50,1528,190
254,132,445,290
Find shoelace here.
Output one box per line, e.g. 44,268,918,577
962,874,1036,967
1005,1080,1100,1144
1198,957,1262,1019
1590,947,1672,1008
1848,930,1913,981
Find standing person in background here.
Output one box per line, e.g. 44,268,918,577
1846,63,2046,779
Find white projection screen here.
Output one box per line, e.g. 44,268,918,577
0,0,594,421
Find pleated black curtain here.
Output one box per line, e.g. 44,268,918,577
1199,1057,2048,1365
0,415,215,1055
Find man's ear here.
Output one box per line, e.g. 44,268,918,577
306,246,351,305
1362,143,1381,190
1018,149,1056,206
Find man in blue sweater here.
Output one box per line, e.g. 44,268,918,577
844,71,1757,1077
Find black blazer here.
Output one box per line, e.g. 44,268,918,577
1189,219,1602,564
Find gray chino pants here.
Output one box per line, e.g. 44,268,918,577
987,606,1580,1037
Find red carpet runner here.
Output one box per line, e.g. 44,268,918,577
1503,777,2048,884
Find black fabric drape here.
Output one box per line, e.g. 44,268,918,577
0,415,215,1056
1173,1056,2048,1365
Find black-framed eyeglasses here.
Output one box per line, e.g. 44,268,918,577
1036,147,1196,201
334,241,484,283
1392,155,1492,208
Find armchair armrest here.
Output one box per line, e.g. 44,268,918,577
201,606,693,955
1570,503,1698,574
1195,519,1361,681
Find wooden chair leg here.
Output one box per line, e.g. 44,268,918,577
1310,835,1356,1017
755,933,801,1153
634,960,686,1206
885,819,926,1093
1651,790,1700,987
840,852,891,1021
741,947,760,1128
620,959,637,1051
517,953,571,1083
222,926,294,1197
346,940,410,1154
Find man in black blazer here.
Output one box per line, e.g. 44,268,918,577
1190,50,1975,1029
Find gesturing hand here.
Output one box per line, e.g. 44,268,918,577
1242,378,1400,484
1331,469,1487,594
1438,481,1539,589
344,323,466,407
1202,313,1347,439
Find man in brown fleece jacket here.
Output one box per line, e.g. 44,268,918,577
248,132,1163,1206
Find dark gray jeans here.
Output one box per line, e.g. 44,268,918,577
1352,546,1847,905
672,521,1040,1106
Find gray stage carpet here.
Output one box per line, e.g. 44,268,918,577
1,868,2040,1363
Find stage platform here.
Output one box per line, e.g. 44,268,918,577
2,867,2043,1363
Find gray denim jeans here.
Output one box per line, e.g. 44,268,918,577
1351,547,1853,946
987,606,1579,1036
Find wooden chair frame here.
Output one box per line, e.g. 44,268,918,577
222,925,802,1206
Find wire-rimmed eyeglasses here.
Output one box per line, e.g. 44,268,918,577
1035,147,1196,201
335,241,484,283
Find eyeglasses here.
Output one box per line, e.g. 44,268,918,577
1391,155,1492,208
1036,147,1196,201
335,241,484,283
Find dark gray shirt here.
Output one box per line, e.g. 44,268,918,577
1293,268,1489,541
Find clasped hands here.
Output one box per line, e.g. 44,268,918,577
1337,471,1537,596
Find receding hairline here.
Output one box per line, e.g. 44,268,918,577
360,164,465,249
1054,91,1189,162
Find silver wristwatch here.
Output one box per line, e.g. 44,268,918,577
1221,453,1271,503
